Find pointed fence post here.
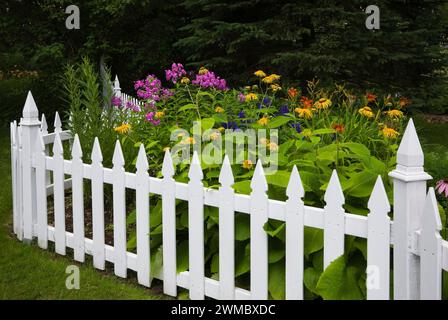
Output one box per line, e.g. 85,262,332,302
162,149,177,296
71,135,85,262
17,124,23,241
10,121,18,236
389,119,432,300
367,176,391,300
285,165,305,300
91,138,105,270
323,170,345,268
54,111,62,133
136,144,150,287
20,91,41,241
218,155,235,299
35,130,48,249
41,114,52,186
188,151,205,300
114,75,121,97
420,188,442,300
250,160,269,300
53,131,66,255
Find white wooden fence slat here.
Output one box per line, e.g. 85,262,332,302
71,134,85,262
17,124,23,240
91,137,105,269
162,149,177,296
41,114,52,186
420,187,442,300
112,140,127,278
218,155,235,299
136,144,150,287
40,114,48,134
188,151,205,300
285,165,305,300
53,132,66,255
250,160,269,300
10,122,18,235
323,170,345,268
36,130,48,249
54,111,62,133
367,176,391,300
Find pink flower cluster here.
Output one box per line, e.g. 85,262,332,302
111,96,122,107
125,101,140,112
145,112,160,126
165,63,186,84
134,75,172,102
192,70,228,90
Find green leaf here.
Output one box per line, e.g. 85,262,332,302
343,171,377,198
235,214,250,241
232,180,251,194
267,116,291,128
313,128,336,135
235,243,250,277
266,170,291,188
304,227,323,258
316,255,365,300
150,246,163,282
268,238,285,263
200,117,215,131
268,259,285,299
304,267,321,295
176,240,189,273
340,142,370,157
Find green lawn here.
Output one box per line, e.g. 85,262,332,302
0,129,166,299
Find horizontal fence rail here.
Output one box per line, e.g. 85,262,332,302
9,89,447,300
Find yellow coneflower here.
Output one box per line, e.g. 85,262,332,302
180,137,196,145
384,109,403,119
358,106,374,118
199,67,208,75
242,159,253,169
155,111,165,118
180,77,190,84
314,98,332,110
268,142,279,151
382,126,399,139
294,107,313,119
262,74,281,84
258,116,269,126
245,93,258,102
270,84,282,92
332,123,345,134
114,123,131,134
218,127,225,133
254,70,267,78
215,106,224,113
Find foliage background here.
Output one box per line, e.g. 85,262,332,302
1,0,447,127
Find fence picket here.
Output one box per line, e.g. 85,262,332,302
54,111,62,133
36,130,48,249
112,140,127,277
420,187,442,300
219,155,235,299
53,132,66,255
367,176,390,300
91,138,105,269
162,149,177,296
188,151,205,300
17,124,23,241
10,122,18,236
72,135,85,262
323,170,345,268
40,114,51,186
136,144,150,287
285,165,304,300
250,160,269,300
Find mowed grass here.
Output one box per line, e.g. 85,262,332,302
0,129,165,299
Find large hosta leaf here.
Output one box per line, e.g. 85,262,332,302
268,259,285,299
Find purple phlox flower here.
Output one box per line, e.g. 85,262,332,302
125,101,140,112
145,112,161,126
238,93,246,103
135,74,172,103
192,70,228,90
134,80,145,90
436,179,448,198
165,62,186,84
111,96,122,107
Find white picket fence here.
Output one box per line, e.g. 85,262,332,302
9,90,448,300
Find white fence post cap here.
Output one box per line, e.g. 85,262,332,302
397,119,424,167
22,91,40,124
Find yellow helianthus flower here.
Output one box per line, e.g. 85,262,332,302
155,111,165,118
262,74,281,84
218,127,225,133
245,93,258,102
270,84,282,92
384,109,403,119
180,137,196,145
242,159,253,169
180,77,190,84
114,123,131,134
314,98,332,110
215,106,224,113
301,129,313,138
382,126,399,139
199,67,208,75
258,116,269,126
358,106,374,118
254,70,267,78
294,107,313,119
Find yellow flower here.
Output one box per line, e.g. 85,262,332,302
114,123,131,134
301,129,313,138
262,74,281,84
268,142,279,151
382,126,399,139
199,67,208,75
180,137,196,145
215,106,224,113
270,84,282,92
260,138,269,145
155,111,165,118
314,98,332,110
384,109,403,119
218,127,225,133
242,159,253,169
294,107,313,119
258,116,269,126
245,93,258,102
358,106,374,118
180,77,190,84
209,132,220,141
254,70,267,78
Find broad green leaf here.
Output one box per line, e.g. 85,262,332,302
304,227,323,258
343,171,377,198
267,116,291,128
340,142,370,157
268,237,285,263
266,170,291,188
235,243,250,277
304,267,321,295
179,103,197,111
150,246,163,282
176,240,189,273
232,180,251,194
200,117,215,131
235,214,250,241
313,128,336,135
268,259,285,299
